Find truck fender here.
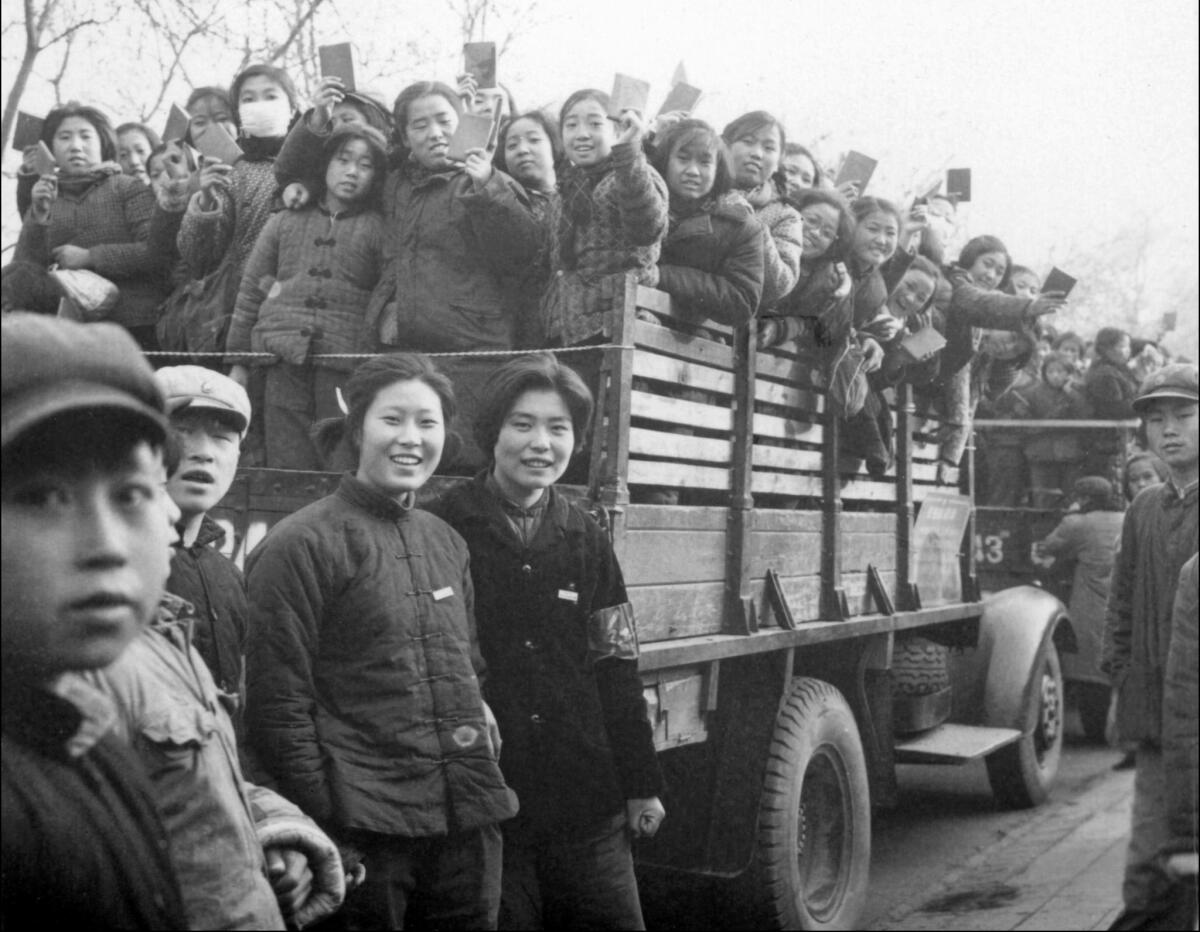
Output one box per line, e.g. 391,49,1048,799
979,586,1070,731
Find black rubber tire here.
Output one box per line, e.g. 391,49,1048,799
985,641,1064,809
1076,682,1112,744
753,678,871,930
891,635,950,695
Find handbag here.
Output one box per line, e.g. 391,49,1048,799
50,267,120,323
156,259,240,354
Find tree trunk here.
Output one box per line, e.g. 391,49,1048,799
1,48,39,151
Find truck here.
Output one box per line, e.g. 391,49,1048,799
211,280,1073,930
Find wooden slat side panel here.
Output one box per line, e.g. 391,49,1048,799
631,320,736,369
621,528,727,585
631,390,733,432
623,504,728,531
632,352,735,396
842,533,898,572
629,459,731,491
629,427,732,465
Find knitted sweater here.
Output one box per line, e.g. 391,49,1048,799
227,203,383,369
743,180,803,310
540,142,668,345
178,158,280,282
12,167,168,327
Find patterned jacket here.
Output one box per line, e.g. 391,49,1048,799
178,158,280,282
743,182,804,310
541,142,668,345
12,167,169,327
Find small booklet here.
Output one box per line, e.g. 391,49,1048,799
318,42,356,92
446,112,493,161
13,111,44,150
657,81,701,116
899,326,947,362
31,141,57,176
835,151,877,193
192,121,243,164
608,73,650,117
1040,267,1077,297
162,104,190,143
463,41,497,89
946,167,971,202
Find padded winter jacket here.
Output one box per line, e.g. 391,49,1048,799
244,474,518,837
656,193,764,328
227,204,383,370
365,164,540,352
11,167,169,326
1102,478,1199,744
431,477,663,834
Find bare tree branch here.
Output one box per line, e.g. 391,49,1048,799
263,0,328,64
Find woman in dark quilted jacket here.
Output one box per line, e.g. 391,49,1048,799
1,102,169,348
245,354,517,930
431,354,664,930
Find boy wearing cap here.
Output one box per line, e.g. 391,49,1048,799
85,365,351,929
157,365,252,704
1101,363,1199,930
1,313,187,928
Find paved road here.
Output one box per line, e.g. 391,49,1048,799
638,709,1135,930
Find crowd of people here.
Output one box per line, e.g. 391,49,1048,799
1,53,1196,932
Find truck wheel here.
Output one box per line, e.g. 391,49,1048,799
985,641,1064,808
891,635,950,695
754,678,870,930
1076,682,1111,744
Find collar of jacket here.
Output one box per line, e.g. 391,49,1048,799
1165,475,1200,503
318,200,371,221
1,671,117,759
56,161,122,195
174,513,227,553
740,177,782,209
455,471,573,549
238,135,284,162
335,472,417,520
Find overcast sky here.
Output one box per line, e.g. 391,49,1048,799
4,0,1198,288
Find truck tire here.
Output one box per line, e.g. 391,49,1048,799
891,635,950,695
754,678,870,930
1076,682,1111,744
985,641,1064,808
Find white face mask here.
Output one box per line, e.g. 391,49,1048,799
238,99,292,138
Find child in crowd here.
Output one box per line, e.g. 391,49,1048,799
431,354,664,930
540,88,668,348
492,110,562,347
154,366,253,704
922,234,1066,470
245,354,516,930
722,111,803,310
228,125,388,469
179,64,299,284
275,75,391,199
185,85,236,144
1,103,169,349
1021,352,1089,507
757,187,853,350
1101,363,1199,930
84,416,348,930
650,118,765,328
1,313,186,929
1082,326,1138,482
1008,264,1040,300
1124,449,1169,501
781,141,822,191
115,122,160,185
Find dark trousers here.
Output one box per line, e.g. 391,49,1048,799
499,813,645,931
264,363,346,470
340,824,503,931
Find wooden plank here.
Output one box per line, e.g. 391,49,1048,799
747,470,899,503
754,348,821,386
746,530,823,577
624,504,728,531
636,284,734,337
631,580,730,641
630,427,731,465
842,533,897,571
632,320,735,369
752,510,823,533
632,352,734,396
629,458,730,491
843,512,899,534
751,443,823,473
622,528,727,585
631,388,732,432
